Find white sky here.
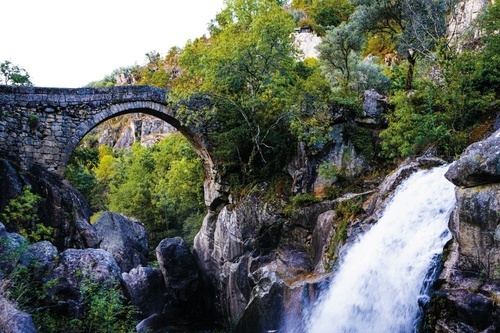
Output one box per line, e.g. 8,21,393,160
1,0,225,88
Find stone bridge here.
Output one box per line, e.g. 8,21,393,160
0,85,213,176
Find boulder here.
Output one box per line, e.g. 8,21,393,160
156,237,199,302
233,272,285,333
361,89,388,124
0,296,36,333
47,248,122,317
0,224,28,276
94,212,148,273
122,266,167,318
21,240,58,273
445,128,500,187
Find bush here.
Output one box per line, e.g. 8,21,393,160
0,186,52,243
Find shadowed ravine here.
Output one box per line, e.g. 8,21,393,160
306,165,456,333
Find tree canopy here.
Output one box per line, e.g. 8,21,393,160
0,60,33,86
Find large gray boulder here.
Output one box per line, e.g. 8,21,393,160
47,248,122,317
445,128,500,187
94,212,148,273
21,240,58,273
122,266,167,318
156,237,199,302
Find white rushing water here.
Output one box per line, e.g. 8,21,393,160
307,165,456,333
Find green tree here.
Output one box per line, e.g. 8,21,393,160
349,0,455,89
0,60,33,86
91,134,205,248
178,0,297,179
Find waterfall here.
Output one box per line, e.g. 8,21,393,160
307,165,456,333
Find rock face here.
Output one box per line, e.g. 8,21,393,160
94,212,149,273
425,129,500,332
0,158,99,250
97,114,176,150
122,266,167,318
194,155,452,331
293,31,322,59
286,124,369,195
132,237,215,333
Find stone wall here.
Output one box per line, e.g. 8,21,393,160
0,85,211,175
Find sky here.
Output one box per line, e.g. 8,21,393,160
1,0,225,88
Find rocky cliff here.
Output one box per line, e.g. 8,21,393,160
424,129,500,332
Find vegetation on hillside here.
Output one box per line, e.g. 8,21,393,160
67,0,498,246
66,134,205,249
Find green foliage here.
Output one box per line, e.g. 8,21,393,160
380,89,450,159
87,134,205,248
28,114,39,128
0,60,33,86
177,0,297,180
344,124,376,162
65,145,100,209
326,197,364,268
318,22,364,89
318,162,339,181
0,186,53,242
70,278,137,333
290,193,323,207
309,0,353,35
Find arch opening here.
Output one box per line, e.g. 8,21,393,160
64,111,207,252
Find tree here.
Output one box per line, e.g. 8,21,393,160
0,60,33,86
318,21,390,95
349,0,455,90
318,21,364,89
177,0,297,178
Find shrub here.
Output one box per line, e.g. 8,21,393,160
0,186,52,242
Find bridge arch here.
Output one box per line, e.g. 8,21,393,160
65,100,213,176
0,85,213,177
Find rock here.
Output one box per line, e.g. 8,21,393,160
278,246,313,276
0,296,37,333
445,128,500,187
0,226,28,276
293,31,322,59
286,142,310,194
122,266,167,318
94,212,148,273
361,89,388,123
453,185,500,278
156,237,199,302
428,288,500,332
233,272,285,333
311,210,336,270
426,128,500,331
47,248,122,317
21,240,58,273
0,158,99,250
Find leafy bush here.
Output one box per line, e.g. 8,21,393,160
0,186,53,243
